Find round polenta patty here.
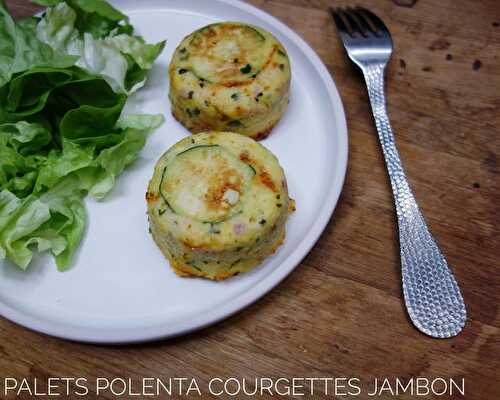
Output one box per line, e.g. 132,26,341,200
168,22,291,140
146,132,295,280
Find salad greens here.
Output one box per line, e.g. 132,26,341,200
0,0,165,270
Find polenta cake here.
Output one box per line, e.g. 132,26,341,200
146,132,295,280
168,22,291,140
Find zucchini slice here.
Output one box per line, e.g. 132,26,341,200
185,23,268,84
159,145,256,223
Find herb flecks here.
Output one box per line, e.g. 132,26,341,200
208,223,221,234
178,68,188,74
240,64,252,74
228,120,243,127
231,93,239,101
186,108,200,117
186,261,201,271
179,48,189,60
158,209,166,216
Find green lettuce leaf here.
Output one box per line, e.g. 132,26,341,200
0,121,51,155
67,0,126,22
34,0,127,38
4,67,74,114
0,190,21,233
35,1,164,94
33,0,125,21
0,122,49,197
0,1,165,270
0,0,77,88
107,34,166,70
34,141,94,193
0,0,18,86
35,1,79,50
0,175,86,270
89,114,164,198
0,192,51,268
31,0,60,5
36,3,128,92
39,175,86,270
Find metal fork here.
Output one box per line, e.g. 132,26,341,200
331,7,466,338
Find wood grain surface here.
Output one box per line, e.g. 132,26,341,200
1,0,499,399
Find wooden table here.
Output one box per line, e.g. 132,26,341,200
1,1,499,399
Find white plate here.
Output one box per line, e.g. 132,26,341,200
0,0,347,343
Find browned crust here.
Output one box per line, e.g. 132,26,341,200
220,79,257,88
204,170,242,211
218,45,278,88
167,229,287,281
258,170,277,192
215,64,279,89
179,239,205,250
171,109,279,141
145,191,159,202
239,151,251,162
150,215,288,281
251,124,275,141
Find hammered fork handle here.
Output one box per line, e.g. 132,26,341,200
362,64,466,338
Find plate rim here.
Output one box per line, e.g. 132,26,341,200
0,0,348,343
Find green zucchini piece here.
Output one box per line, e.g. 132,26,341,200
159,145,255,223
186,23,267,83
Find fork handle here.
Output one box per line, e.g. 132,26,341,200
361,64,466,338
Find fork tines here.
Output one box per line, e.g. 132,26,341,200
329,6,388,38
